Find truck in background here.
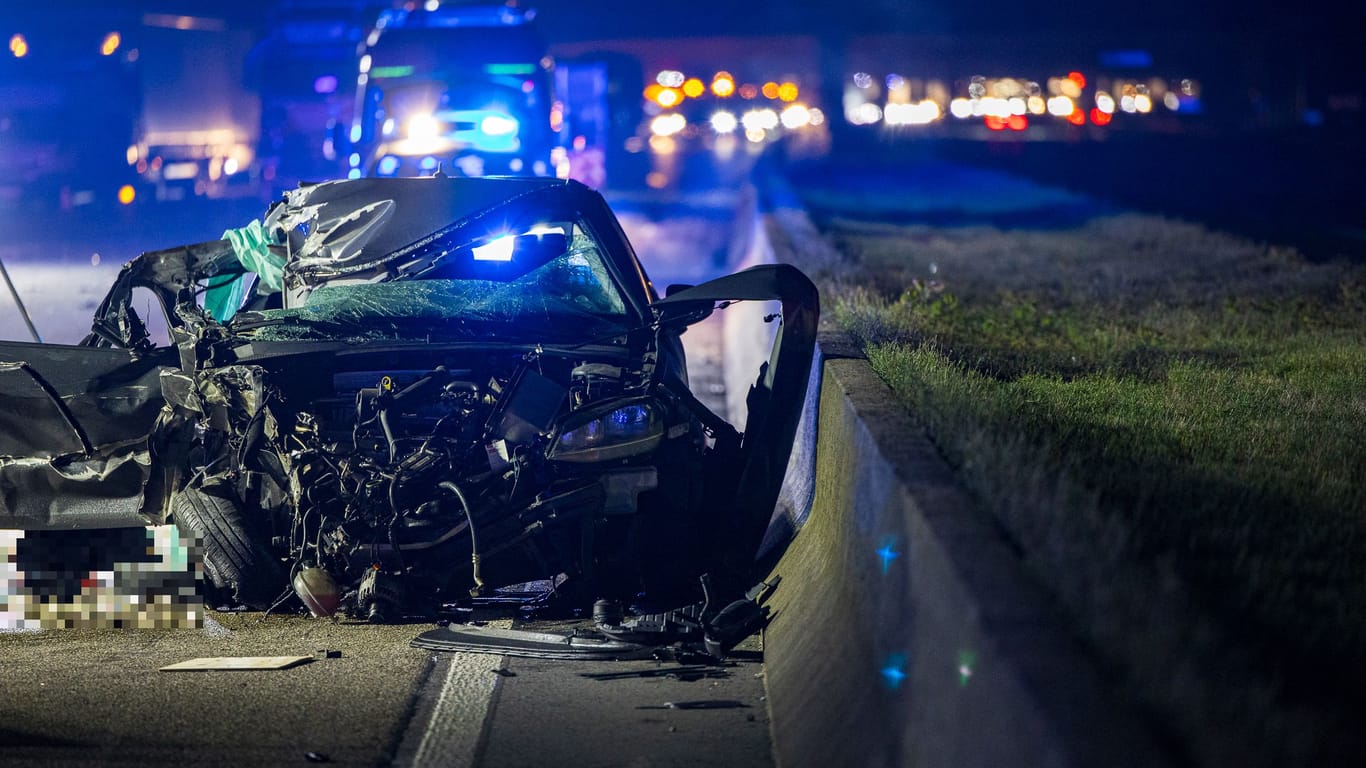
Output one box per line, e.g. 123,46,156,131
245,1,647,191
0,13,143,212
341,2,558,180
128,12,260,202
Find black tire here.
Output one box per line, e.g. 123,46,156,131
172,485,282,609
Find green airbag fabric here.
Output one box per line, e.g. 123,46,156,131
206,220,285,321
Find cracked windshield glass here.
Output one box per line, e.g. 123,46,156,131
240,219,629,342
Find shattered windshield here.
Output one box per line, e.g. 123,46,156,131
237,222,630,343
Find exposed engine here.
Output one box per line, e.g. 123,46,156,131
169,345,711,621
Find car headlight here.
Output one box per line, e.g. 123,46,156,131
549,398,663,463
407,113,440,141
480,115,519,136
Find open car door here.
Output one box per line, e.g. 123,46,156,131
653,263,819,583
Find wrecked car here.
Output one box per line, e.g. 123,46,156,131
0,176,817,626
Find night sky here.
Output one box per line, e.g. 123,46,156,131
2,0,1344,36
4,0,1360,82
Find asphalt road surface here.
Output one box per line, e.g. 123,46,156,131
0,611,769,767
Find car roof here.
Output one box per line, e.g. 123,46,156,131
274,175,656,319
281,175,571,259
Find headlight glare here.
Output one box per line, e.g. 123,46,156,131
480,115,519,136
407,113,440,141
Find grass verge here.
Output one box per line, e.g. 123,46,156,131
778,160,1366,766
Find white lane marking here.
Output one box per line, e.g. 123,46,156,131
400,618,512,768
411,650,505,767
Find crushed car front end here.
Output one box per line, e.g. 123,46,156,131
1,175,818,625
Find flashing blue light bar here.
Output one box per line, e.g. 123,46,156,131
485,63,536,76
380,4,534,29
472,235,515,262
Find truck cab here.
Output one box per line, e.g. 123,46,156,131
345,4,556,179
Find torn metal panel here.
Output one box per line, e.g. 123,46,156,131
414,576,774,661
0,342,176,528
269,177,560,266
412,625,657,660
83,240,239,351
0,344,173,458
0,445,152,529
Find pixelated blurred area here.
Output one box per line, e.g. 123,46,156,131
1,525,203,630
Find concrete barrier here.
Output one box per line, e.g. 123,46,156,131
726,177,1173,767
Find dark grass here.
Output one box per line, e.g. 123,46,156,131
775,159,1366,766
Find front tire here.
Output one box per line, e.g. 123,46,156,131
172,485,282,609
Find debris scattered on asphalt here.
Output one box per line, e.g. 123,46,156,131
159,656,313,671
414,575,774,663
304,751,330,763
313,648,342,660
665,700,748,710
579,665,729,682
490,667,516,677
638,700,750,711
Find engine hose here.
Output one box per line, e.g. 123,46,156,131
379,408,398,465
438,481,484,596
386,468,407,573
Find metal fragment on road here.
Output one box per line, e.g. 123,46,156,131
159,655,313,671
657,700,749,710
412,624,655,660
